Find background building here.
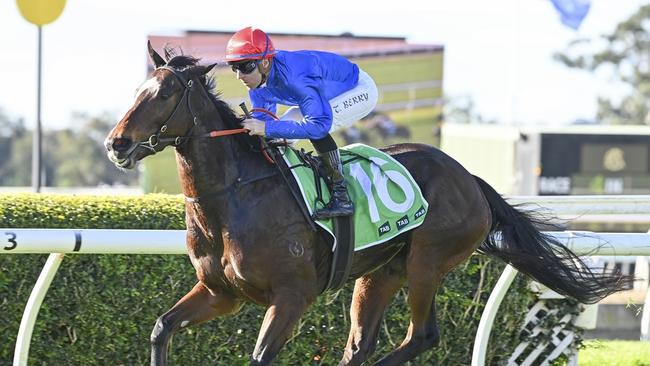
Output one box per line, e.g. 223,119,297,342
441,123,650,196
143,30,444,193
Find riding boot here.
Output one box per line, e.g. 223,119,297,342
312,149,354,220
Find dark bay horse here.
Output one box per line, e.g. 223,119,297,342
104,44,628,366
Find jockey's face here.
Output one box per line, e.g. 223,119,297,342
233,58,270,89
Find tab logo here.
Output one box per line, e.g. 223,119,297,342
414,206,426,220
396,215,409,230
378,221,391,236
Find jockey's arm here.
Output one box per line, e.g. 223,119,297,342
265,85,333,140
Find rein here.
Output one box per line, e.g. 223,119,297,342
130,66,277,165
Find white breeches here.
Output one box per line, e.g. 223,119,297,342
280,70,378,133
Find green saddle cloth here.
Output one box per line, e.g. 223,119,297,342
281,143,429,252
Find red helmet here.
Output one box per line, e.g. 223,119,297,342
225,27,276,62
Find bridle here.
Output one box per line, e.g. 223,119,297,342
128,66,247,156
143,66,199,149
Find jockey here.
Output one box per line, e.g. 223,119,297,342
226,27,378,220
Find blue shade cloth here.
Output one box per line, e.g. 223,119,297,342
550,0,591,30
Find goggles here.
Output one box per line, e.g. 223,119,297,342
230,60,259,75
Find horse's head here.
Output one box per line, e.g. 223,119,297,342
105,42,216,169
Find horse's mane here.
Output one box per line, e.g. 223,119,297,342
164,49,259,151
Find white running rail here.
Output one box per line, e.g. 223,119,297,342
3,195,650,365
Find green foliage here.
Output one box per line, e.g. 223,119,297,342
48,112,138,187
0,194,184,229
1,194,534,365
554,5,650,125
0,108,30,185
0,133,32,186
0,111,138,187
0,107,26,138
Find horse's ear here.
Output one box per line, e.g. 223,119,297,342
190,63,218,77
204,63,218,75
147,41,166,68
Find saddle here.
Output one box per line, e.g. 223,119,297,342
266,143,354,293
271,143,429,293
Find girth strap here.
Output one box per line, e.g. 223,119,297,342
324,215,355,292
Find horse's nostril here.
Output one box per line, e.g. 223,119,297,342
111,137,133,152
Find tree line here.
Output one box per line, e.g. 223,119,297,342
554,4,650,125
0,108,137,187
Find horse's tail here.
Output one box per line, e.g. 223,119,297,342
474,175,631,304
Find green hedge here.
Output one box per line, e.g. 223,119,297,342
0,194,534,365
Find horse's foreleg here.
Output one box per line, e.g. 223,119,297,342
250,289,311,366
339,262,405,366
151,281,240,366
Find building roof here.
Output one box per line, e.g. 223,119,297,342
147,30,443,65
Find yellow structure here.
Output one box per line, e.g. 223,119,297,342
16,0,66,26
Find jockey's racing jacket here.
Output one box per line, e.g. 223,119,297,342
249,50,359,140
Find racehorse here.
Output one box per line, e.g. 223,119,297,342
104,43,628,366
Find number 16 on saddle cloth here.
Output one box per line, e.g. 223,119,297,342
282,143,429,252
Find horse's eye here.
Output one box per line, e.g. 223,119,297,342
160,93,171,99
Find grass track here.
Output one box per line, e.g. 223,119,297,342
579,340,650,366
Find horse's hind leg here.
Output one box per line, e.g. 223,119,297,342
372,269,443,366
372,234,480,366
150,281,241,366
338,260,405,366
